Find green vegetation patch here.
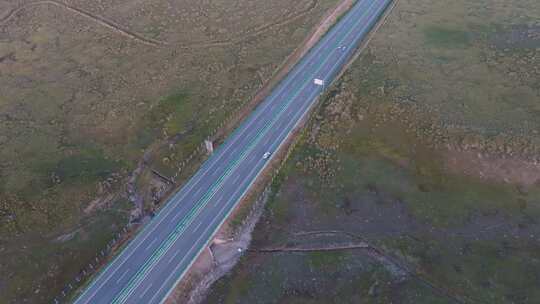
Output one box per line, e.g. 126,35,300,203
54,148,122,183
146,92,195,135
423,26,472,48
338,126,540,227
307,251,348,270
381,237,540,303
214,269,254,304
0,201,129,302
265,191,292,226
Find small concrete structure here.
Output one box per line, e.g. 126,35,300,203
204,139,214,154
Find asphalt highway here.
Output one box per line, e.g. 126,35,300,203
74,0,393,303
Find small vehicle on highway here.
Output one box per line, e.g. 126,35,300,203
263,152,271,159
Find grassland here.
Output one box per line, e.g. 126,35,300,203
0,0,342,302
204,0,540,303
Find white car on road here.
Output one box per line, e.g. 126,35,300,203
263,152,271,159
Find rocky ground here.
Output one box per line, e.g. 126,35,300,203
203,0,540,303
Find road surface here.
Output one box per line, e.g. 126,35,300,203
74,0,393,303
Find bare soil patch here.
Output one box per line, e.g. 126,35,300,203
445,148,540,187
